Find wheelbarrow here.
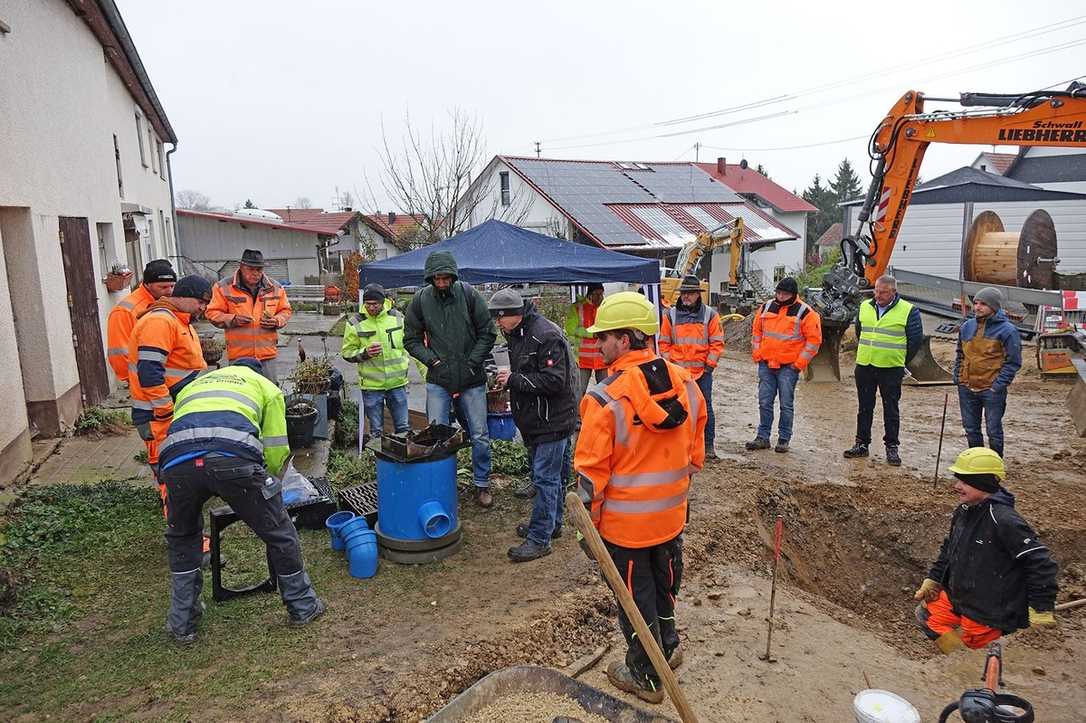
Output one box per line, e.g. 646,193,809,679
426,665,676,722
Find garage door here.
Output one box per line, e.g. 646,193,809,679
218,259,290,283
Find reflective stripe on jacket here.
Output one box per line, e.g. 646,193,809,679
128,301,207,462
106,285,155,382
658,302,724,379
341,299,410,391
856,298,912,368
564,298,607,370
751,297,822,370
160,364,290,477
205,271,292,361
574,348,707,548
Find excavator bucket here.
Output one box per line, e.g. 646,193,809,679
805,322,844,383
903,335,955,386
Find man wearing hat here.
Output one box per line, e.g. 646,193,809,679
912,447,1056,653
746,277,821,453
565,283,608,400
342,283,410,449
658,275,724,458
490,288,577,562
106,260,177,384
206,249,292,383
953,287,1021,458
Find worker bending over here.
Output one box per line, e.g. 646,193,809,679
914,448,1057,653
575,292,706,703
106,260,176,383
658,274,724,459
158,359,325,643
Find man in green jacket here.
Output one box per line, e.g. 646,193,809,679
404,251,498,506
342,284,410,452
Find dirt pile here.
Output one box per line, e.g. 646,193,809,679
723,313,755,352
462,692,610,723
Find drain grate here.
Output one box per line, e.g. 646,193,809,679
338,482,378,523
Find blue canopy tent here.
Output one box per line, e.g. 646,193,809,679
358,219,661,288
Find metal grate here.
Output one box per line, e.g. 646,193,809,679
338,482,378,519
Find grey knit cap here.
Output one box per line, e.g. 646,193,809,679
973,287,1003,312
488,288,524,317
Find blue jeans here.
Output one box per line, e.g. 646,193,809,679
958,385,1007,457
359,386,409,453
427,382,491,488
525,437,569,545
756,362,799,443
695,370,716,452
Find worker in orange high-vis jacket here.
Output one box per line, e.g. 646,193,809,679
574,291,706,705
106,260,177,383
746,277,821,453
205,249,291,384
658,275,724,459
129,276,210,500
564,283,607,399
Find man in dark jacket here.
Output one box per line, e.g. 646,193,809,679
489,288,577,561
954,287,1022,457
843,275,925,466
404,251,498,506
913,447,1057,653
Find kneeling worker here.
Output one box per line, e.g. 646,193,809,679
913,448,1057,653
575,292,706,703
158,358,325,643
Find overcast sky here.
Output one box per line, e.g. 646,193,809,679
116,0,1084,212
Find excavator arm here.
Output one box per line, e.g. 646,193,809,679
807,84,1086,382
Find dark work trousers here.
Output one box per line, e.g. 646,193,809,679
161,455,305,576
854,364,905,447
604,535,683,687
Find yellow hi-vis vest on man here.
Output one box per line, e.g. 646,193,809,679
856,298,913,368
341,299,410,391
158,364,290,477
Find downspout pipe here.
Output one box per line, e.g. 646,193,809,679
166,142,181,269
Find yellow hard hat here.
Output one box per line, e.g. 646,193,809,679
586,291,659,336
947,447,1006,480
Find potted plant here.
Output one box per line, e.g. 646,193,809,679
289,356,334,394
104,263,133,292
285,399,319,449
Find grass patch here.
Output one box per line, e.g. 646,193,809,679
73,407,130,436
332,398,359,450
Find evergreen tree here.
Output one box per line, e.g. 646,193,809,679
802,174,835,244
829,158,864,204
755,163,770,179
243,199,256,209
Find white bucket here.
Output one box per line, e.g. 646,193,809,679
853,689,921,723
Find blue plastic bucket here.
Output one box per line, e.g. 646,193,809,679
325,511,357,551
486,412,516,441
346,529,379,579
376,454,458,541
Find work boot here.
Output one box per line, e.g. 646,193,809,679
667,645,684,670
843,442,869,458
774,440,789,453
745,437,770,451
165,568,204,644
914,604,940,640
516,522,562,539
278,570,324,625
935,629,964,655
507,539,552,563
606,661,665,704
886,445,902,466
475,487,494,508
513,479,537,499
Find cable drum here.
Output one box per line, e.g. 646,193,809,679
963,210,1059,289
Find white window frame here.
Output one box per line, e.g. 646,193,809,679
135,112,147,167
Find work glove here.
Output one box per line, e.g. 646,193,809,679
1028,607,1055,627
575,531,593,561
913,578,942,603
136,421,154,442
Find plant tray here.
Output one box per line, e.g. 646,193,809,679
337,481,379,528
288,476,337,529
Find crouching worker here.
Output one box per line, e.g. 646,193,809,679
575,292,706,703
914,447,1057,653
158,358,325,643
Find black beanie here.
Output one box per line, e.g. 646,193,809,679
171,275,213,301
143,259,177,284
775,277,799,295
954,472,1000,494
362,284,386,303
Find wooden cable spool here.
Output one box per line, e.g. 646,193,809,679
963,210,1058,289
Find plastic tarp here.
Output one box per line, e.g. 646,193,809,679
359,219,661,288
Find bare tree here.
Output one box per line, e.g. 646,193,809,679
176,189,212,210
370,109,532,245
293,196,313,209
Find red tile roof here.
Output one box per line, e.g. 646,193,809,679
816,222,843,247
971,152,1016,176
265,208,359,235
696,162,817,213
361,213,426,239
176,208,331,236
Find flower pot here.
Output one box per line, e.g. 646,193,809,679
104,271,133,292
286,406,319,448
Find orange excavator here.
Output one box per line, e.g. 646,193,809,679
807,82,1086,382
